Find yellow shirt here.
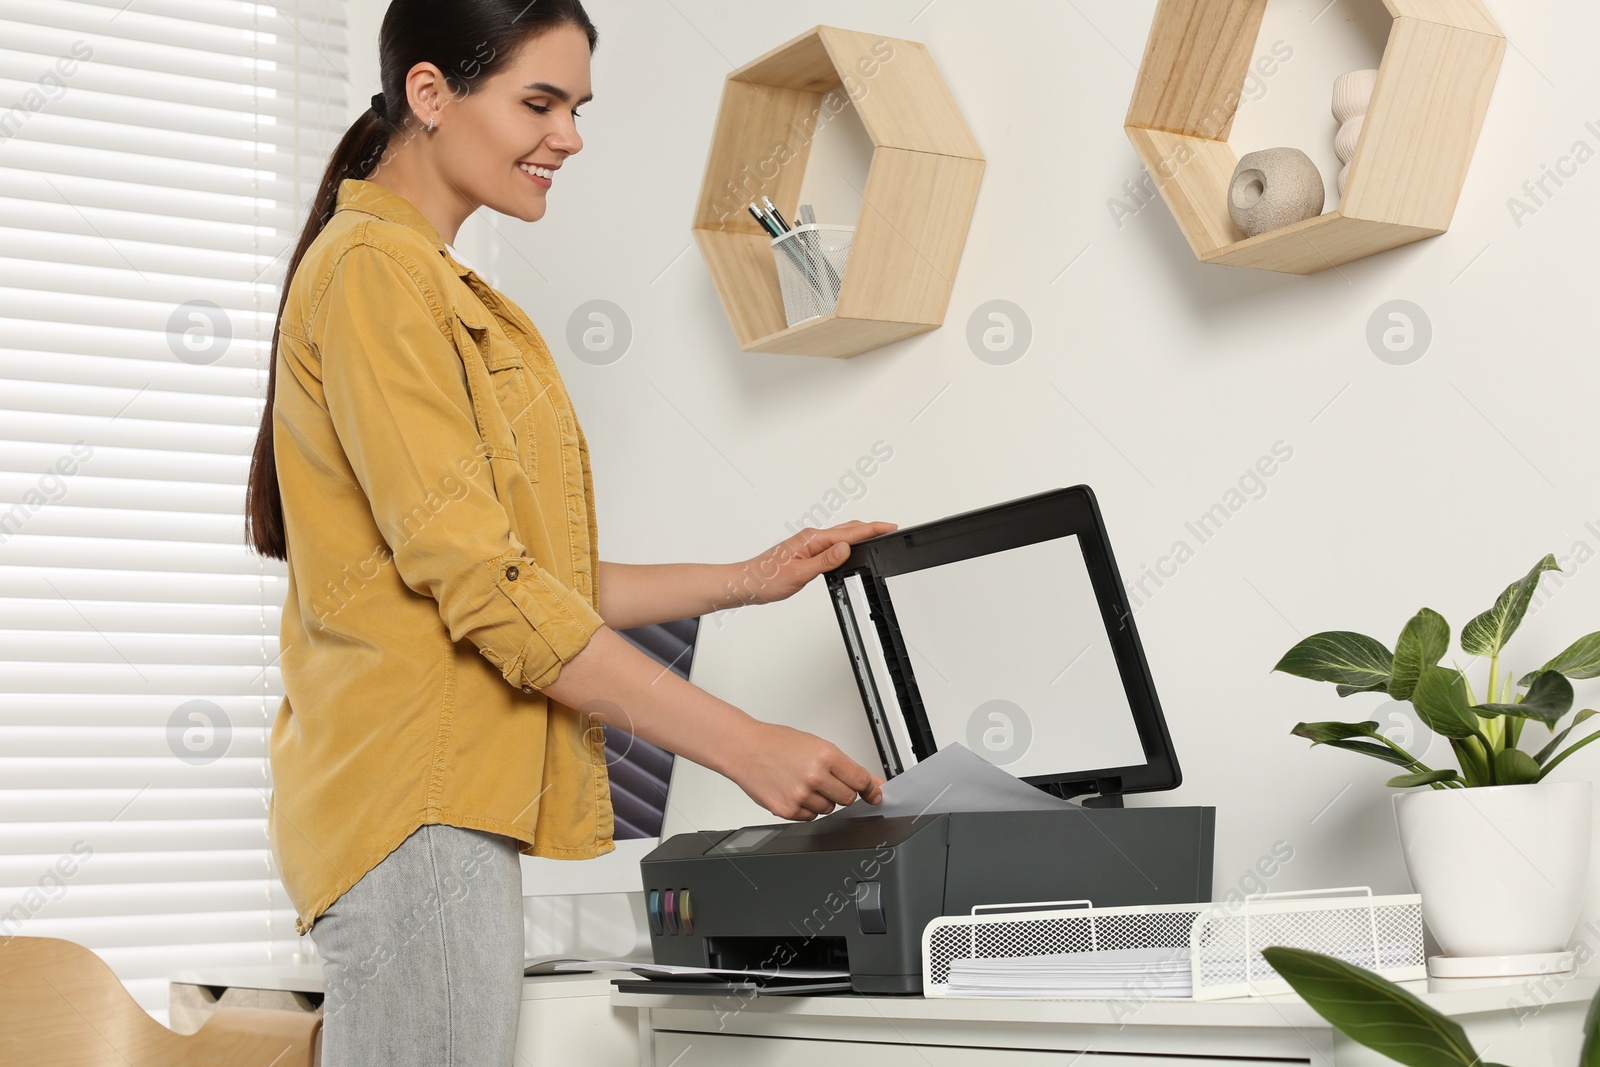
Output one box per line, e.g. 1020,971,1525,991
268,178,613,934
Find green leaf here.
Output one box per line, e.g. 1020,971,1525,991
1535,708,1599,765
1411,666,1479,740
1460,554,1560,657
1261,946,1482,1067
1337,680,1392,698
1321,738,1423,769
1275,632,1394,690
1291,721,1420,769
1494,747,1541,785
1292,720,1383,743
1387,768,1461,787
1390,609,1450,702
1580,981,1600,1067
1475,670,1574,728
1539,726,1600,781
1451,737,1493,787
1519,631,1600,686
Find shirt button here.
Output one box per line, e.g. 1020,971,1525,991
521,684,536,694
505,564,519,581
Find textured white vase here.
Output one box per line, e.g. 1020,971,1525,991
1227,147,1326,237
1332,68,1378,197
1393,781,1591,961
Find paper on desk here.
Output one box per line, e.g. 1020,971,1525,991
946,945,1193,998
832,742,1072,819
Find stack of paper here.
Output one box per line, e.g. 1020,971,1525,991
831,742,1074,820
550,959,848,982
1200,939,1420,988
945,945,1192,998
943,939,1418,998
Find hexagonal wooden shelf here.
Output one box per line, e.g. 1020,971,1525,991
1125,0,1505,274
692,25,984,358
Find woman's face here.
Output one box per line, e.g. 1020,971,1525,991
442,23,592,223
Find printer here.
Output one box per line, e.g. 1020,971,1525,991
640,485,1216,995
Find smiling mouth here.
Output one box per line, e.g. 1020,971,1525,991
518,163,556,180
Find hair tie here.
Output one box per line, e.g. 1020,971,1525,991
370,91,385,117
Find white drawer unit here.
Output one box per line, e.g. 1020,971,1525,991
654,1033,1299,1067
617,977,1598,1067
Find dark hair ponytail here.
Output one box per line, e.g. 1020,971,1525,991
245,0,598,561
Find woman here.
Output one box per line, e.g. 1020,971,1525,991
243,2,890,1063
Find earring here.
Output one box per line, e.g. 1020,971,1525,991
427,116,436,133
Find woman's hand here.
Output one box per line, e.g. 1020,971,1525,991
724,721,885,821
547,628,884,820
729,520,898,607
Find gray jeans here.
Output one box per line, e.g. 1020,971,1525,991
310,823,524,1066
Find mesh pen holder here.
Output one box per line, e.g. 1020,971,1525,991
771,223,853,326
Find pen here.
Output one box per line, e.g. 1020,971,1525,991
752,200,784,235
747,202,781,238
761,196,791,233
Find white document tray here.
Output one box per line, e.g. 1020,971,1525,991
922,887,1425,1000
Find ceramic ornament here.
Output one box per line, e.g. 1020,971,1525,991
1332,68,1378,196
1227,148,1326,238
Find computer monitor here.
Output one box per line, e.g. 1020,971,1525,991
520,617,699,896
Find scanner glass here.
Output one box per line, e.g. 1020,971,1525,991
882,533,1145,779
824,485,1181,799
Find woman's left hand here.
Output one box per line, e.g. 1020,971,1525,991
730,520,898,607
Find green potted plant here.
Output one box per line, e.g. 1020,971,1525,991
1263,945,1600,1067
1274,555,1598,976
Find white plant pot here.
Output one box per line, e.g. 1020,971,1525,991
1393,780,1591,967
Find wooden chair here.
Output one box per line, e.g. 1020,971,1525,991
0,936,320,1067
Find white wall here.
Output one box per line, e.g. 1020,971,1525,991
343,0,1600,966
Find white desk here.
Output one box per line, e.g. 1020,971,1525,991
168,964,638,1065
613,977,1598,1066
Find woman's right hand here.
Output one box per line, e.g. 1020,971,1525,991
724,720,884,821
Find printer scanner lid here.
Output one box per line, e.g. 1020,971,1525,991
823,484,1180,801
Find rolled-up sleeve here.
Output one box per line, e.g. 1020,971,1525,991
313,241,604,691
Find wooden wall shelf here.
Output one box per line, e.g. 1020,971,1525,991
692,26,983,358
1125,0,1505,275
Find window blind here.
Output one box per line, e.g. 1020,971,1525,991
0,0,347,1021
